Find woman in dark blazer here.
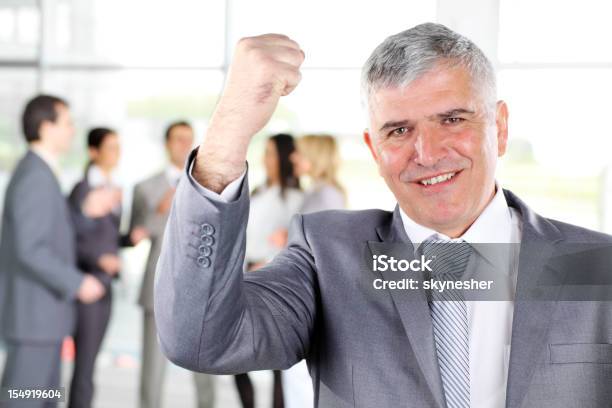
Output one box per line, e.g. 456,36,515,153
67,127,146,408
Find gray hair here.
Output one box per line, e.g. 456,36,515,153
361,23,496,110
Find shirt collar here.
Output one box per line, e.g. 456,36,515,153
400,183,513,265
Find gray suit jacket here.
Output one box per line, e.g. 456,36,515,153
301,183,345,214
0,151,83,342
130,171,172,310
155,154,612,408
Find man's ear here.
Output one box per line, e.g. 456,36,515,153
495,100,509,157
364,129,378,161
38,120,52,142
364,129,384,176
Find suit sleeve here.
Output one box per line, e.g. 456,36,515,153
154,152,317,374
10,173,83,300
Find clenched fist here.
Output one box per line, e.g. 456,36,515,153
195,34,305,192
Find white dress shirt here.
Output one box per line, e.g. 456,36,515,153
400,185,522,408
87,164,123,215
87,164,122,189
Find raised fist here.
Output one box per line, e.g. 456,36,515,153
195,34,305,192
217,34,305,139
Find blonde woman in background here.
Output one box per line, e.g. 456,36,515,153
268,134,346,249
292,134,345,214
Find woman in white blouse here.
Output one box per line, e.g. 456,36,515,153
246,133,304,268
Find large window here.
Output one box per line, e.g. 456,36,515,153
496,0,612,230
43,0,226,67
1,0,609,229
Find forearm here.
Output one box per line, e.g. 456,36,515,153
193,117,250,193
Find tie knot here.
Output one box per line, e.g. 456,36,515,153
419,235,472,281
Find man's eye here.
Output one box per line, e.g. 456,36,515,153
443,117,464,125
390,127,408,136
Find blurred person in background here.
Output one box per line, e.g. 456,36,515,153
66,127,148,408
237,133,303,408
293,134,346,214
129,121,215,408
0,95,111,408
268,134,346,250
246,133,303,268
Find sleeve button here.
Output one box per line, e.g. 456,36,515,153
198,245,212,256
200,223,215,236
200,235,215,246
197,256,211,268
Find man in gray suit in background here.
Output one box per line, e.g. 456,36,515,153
0,95,114,407
155,24,612,408
129,121,215,408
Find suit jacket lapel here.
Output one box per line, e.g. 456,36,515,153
503,190,564,408
367,206,446,408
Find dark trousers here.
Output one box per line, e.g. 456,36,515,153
67,291,112,408
0,340,62,408
234,371,284,408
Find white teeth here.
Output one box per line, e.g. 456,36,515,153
419,172,456,186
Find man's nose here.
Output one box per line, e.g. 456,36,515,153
413,128,445,167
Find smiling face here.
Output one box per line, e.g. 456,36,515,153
364,64,508,237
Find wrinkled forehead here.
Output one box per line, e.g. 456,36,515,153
366,65,492,126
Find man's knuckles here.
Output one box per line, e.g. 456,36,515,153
237,35,303,64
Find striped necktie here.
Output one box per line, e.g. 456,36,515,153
420,237,472,408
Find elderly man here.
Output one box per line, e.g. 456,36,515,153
154,24,612,408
